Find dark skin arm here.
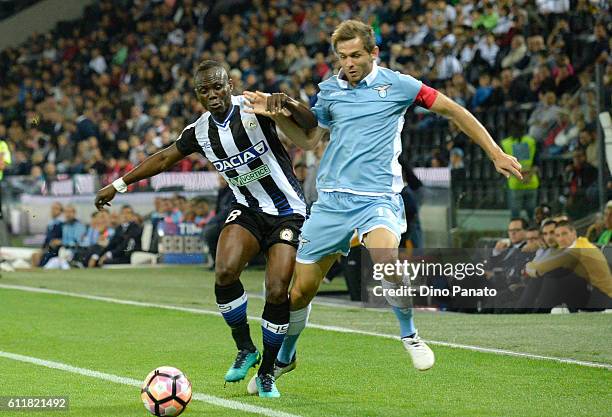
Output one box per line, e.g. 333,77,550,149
263,93,318,130
94,143,185,210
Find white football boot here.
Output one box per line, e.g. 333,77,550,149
402,333,435,371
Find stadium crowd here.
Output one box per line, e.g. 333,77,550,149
0,0,610,221
466,202,612,312
31,185,233,269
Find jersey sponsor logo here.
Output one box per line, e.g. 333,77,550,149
330,91,347,96
227,164,271,187
373,84,391,98
213,140,269,172
279,228,294,242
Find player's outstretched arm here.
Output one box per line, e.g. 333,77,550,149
245,90,318,130
429,92,523,180
94,144,185,210
243,91,324,150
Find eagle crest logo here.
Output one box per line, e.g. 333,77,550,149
373,85,391,98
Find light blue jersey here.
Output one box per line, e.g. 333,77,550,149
312,62,424,195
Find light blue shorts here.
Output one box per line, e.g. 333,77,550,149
296,191,406,264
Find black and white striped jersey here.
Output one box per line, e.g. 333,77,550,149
175,95,306,217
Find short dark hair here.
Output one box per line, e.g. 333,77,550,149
540,219,557,230
509,217,528,230
527,226,540,233
555,220,575,232
194,60,225,79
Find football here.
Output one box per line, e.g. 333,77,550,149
141,366,192,416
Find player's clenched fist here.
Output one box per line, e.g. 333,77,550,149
266,92,289,113
95,184,116,211
243,91,291,117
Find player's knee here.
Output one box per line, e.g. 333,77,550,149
265,281,289,304
369,250,396,266
215,263,241,286
290,285,315,309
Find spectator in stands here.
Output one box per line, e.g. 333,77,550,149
89,205,141,267
501,35,527,70
526,220,612,310
592,201,612,246
501,122,539,221
471,73,494,110
449,147,466,182
564,148,598,219
521,226,542,253
486,218,531,303
576,128,598,167
552,111,584,154
0,128,12,181
475,33,499,72
516,215,558,313
578,21,610,71
534,204,552,228
80,212,101,249
520,35,547,75
450,73,475,106
498,68,529,106
31,201,63,267
193,200,214,228
528,90,561,142
42,205,87,269
59,205,86,248
76,209,114,267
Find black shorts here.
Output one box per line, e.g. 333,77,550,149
222,203,305,250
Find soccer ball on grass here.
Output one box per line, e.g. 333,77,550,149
141,366,192,416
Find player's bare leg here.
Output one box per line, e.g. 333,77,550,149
215,224,261,383
248,253,338,395
248,243,296,398
279,255,338,364
290,254,339,309
363,227,435,371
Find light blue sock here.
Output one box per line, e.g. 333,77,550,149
392,306,416,338
277,304,311,364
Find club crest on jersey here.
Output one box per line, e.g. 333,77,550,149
280,228,294,242
243,117,258,131
213,140,269,172
373,84,391,98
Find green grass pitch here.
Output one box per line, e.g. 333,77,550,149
0,267,610,417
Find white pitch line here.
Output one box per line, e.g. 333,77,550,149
0,351,301,417
1,284,611,371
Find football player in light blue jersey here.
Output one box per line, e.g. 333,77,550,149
243,20,522,390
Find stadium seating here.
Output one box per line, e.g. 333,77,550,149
0,0,609,221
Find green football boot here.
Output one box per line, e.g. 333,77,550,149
255,373,280,398
224,349,260,383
